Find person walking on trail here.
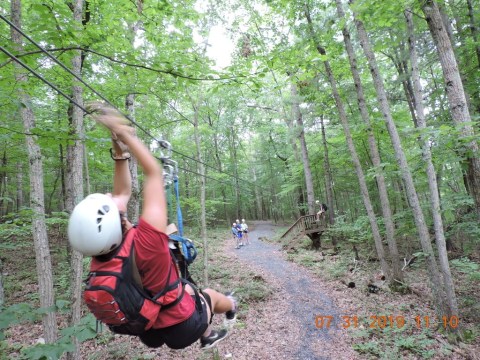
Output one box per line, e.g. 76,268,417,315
241,219,249,245
235,219,243,246
231,222,240,249
68,103,237,350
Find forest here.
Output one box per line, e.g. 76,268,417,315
0,0,479,359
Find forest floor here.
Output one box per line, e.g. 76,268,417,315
2,221,479,359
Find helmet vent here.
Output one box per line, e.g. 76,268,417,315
97,209,104,215
102,205,110,213
97,224,102,232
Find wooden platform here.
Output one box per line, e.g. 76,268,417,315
281,214,326,248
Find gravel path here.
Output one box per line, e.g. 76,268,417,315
229,221,357,360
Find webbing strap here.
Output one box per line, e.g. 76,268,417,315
131,249,143,288
174,177,184,236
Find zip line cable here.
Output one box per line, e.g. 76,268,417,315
1,13,171,150
0,45,88,113
0,44,263,193
1,17,271,194
1,16,263,189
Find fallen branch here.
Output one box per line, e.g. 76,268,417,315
402,255,417,271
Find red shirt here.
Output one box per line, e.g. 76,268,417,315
131,218,195,328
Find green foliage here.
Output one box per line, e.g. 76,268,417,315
450,258,480,281
0,302,97,359
328,215,372,246
352,326,438,359
0,209,34,239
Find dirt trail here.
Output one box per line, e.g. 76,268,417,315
227,221,357,360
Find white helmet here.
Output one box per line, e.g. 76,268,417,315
68,193,123,256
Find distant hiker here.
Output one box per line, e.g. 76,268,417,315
241,219,249,245
68,102,236,350
232,222,240,249
235,220,243,246
316,202,328,221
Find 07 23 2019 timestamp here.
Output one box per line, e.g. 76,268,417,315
314,315,459,330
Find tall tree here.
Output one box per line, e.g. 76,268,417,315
192,96,208,285
291,79,316,215
124,0,143,224
66,1,86,358
405,8,459,319
304,4,390,278
336,0,403,283
422,0,480,220
349,0,447,315
10,0,57,342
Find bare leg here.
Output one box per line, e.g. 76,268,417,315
185,286,235,336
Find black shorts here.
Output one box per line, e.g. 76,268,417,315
139,293,211,349
244,230,248,233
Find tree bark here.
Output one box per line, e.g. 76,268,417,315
125,0,142,223
11,0,57,342
66,1,85,358
422,0,480,220
406,8,459,319
193,100,208,285
0,149,7,216
350,0,447,315
466,0,480,68
319,115,336,241
336,0,403,283
291,80,316,215
305,5,390,278
16,162,23,210
125,95,140,222
0,258,4,307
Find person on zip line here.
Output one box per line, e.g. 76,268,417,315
68,103,237,350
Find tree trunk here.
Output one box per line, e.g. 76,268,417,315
193,101,208,285
0,149,7,216
305,5,390,279
252,166,263,220
319,115,337,248
66,1,85,358
16,162,23,210
229,127,241,220
466,0,480,68
59,143,66,211
336,0,403,283
422,0,480,220
11,0,57,342
125,95,140,223
124,0,142,223
210,116,229,222
291,80,315,215
0,258,4,307
350,0,446,316
406,8,459,319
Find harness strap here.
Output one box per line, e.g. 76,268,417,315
131,249,143,288
174,176,184,236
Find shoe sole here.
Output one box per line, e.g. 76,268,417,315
201,334,228,350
